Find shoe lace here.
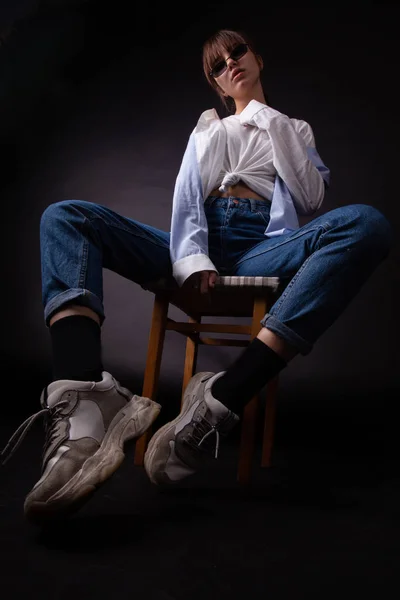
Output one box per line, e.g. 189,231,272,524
0,399,70,467
189,416,221,459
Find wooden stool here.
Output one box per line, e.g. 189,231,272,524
134,275,281,484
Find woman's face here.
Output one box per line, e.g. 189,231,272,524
212,43,263,100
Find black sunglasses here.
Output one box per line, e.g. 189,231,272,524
209,43,249,78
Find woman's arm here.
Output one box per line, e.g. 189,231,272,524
170,131,218,287
241,102,329,215
267,115,326,215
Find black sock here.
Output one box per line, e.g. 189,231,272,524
50,315,104,382
211,337,287,414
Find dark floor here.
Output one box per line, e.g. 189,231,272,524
1,386,399,600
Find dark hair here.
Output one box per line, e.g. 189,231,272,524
202,29,267,113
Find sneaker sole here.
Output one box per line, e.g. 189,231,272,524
144,372,214,485
24,397,161,524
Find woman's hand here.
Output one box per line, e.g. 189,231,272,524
198,270,218,294
183,270,218,294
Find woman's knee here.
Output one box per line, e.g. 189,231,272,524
342,204,394,256
40,200,91,233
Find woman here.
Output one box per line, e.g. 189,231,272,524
1,29,393,523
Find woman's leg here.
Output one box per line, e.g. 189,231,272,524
40,199,171,326
210,203,393,411
143,202,394,485
3,199,171,522
234,203,394,356
40,199,172,382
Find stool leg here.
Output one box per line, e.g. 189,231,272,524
261,375,278,467
134,293,169,466
237,294,269,485
181,315,201,407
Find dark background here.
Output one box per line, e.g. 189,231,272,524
0,2,399,598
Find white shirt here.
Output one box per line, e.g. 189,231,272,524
170,100,330,286
218,114,276,200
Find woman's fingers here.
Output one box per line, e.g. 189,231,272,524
200,271,209,294
209,272,217,287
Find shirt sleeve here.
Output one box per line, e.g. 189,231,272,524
266,115,325,215
242,103,328,215
170,131,218,287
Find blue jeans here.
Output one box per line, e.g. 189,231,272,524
40,197,393,355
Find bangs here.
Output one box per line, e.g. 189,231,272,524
203,30,248,74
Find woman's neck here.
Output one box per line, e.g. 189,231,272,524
234,83,267,114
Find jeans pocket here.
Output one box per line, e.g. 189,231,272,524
254,210,270,227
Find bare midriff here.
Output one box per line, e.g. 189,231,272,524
210,180,268,202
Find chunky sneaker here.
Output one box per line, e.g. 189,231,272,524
1,371,161,524
144,372,239,485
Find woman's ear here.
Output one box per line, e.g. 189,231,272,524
257,54,264,71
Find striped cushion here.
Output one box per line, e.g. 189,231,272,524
215,276,280,290
142,275,280,292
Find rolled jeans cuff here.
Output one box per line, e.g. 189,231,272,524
44,288,105,327
260,313,313,356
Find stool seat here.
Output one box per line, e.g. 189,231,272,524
135,274,282,484
142,275,281,317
